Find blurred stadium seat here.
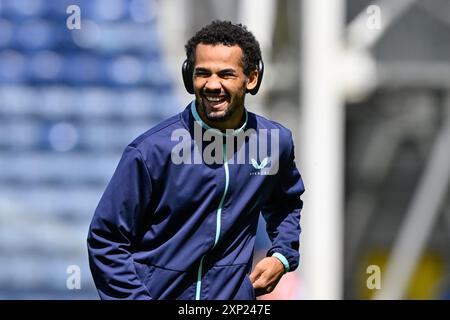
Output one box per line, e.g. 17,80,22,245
0,0,181,299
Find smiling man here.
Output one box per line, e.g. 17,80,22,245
193,43,253,130
87,20,305,300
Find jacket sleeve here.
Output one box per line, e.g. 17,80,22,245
87,146,153,299
261,132,305,272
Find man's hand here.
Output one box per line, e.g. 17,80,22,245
249,256,285,296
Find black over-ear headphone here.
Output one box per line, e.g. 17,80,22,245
182,58,264,95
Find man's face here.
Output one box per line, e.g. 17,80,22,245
193,43,257,123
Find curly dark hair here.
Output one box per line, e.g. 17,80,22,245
185,20,262,76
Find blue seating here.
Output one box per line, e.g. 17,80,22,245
0,0,180,299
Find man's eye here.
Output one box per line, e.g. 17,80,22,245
194,71,209,77
221,73,236,78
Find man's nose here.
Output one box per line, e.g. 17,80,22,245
204,76,222,91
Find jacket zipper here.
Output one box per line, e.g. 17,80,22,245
195,143,229,300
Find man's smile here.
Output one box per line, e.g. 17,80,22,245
202,93,229,111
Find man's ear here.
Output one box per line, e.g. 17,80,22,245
245,69,259,91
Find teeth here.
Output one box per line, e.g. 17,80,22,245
205,96,225,102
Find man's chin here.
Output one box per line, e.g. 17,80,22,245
203,105,232,122
205,111,229,122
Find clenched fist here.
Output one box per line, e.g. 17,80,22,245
249,257,286,296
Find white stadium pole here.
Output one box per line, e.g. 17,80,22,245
238,0,276,117
374,99,450,300
299,0,345,299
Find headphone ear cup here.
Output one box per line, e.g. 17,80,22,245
248,59,264,95
182,60,195,94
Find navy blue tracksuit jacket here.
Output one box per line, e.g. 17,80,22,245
87,101,305,300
